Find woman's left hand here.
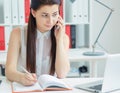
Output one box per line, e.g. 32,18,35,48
54,16,65,41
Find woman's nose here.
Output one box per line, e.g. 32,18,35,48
47,16,53,24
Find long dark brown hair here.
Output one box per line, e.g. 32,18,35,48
26,0,62,75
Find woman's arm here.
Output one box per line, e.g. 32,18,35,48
5,28,22,82
55,34,70,78
5,28,37,85
54,16,70,78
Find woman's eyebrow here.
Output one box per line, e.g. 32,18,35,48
42,12,48,15
52,11,59,14
42,11,59,15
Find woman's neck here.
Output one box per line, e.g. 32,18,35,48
37,28,49,33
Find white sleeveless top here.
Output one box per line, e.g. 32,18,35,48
17,26,52,77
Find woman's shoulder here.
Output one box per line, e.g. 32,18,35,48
10,26,28,48
11,27,21,38
10,26,26,41
7,27,21,49
11,26,27,37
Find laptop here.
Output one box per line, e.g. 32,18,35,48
75,54,120,93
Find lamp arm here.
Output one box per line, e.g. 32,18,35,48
93,11,113,47
95,0,113,10
92,0,114,53
83,0,114,56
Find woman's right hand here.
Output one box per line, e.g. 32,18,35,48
20,73,37,86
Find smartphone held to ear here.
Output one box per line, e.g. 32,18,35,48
55,25,60,31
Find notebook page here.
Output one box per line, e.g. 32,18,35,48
12,82,42,92
38,74,69,89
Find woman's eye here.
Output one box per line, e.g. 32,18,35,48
42,14,48,17
52,14,57,17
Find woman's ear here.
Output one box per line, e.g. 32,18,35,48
31,9,36,18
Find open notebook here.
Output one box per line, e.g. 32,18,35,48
75,54,120,93
11,74,72,93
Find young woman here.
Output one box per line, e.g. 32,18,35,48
5,0,70,86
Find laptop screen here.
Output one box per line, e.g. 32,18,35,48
101,54,120,92
75,54,120,93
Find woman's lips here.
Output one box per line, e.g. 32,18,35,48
45,25,52,28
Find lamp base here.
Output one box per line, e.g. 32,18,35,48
83,51,105,56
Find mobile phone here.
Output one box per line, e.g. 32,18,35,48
55,25,60,30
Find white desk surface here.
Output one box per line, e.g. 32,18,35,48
0,77,120,93
0,48,108,64
0,49,108,77
68,49,108,62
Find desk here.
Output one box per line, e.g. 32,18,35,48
0,49,108,77
69,49,108,61
0,77,120,93
68,49,108,77
0,49,108,64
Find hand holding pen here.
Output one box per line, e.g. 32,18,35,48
20,66,37,86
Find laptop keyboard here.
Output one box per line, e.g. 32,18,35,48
88,84,102,90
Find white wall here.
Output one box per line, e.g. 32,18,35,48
91,0,120,54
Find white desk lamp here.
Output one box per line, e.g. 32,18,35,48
83,0,114,56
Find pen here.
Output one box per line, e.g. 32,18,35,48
20,66,37,81
20,66,31,76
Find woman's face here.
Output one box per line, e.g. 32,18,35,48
32,5,59,32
